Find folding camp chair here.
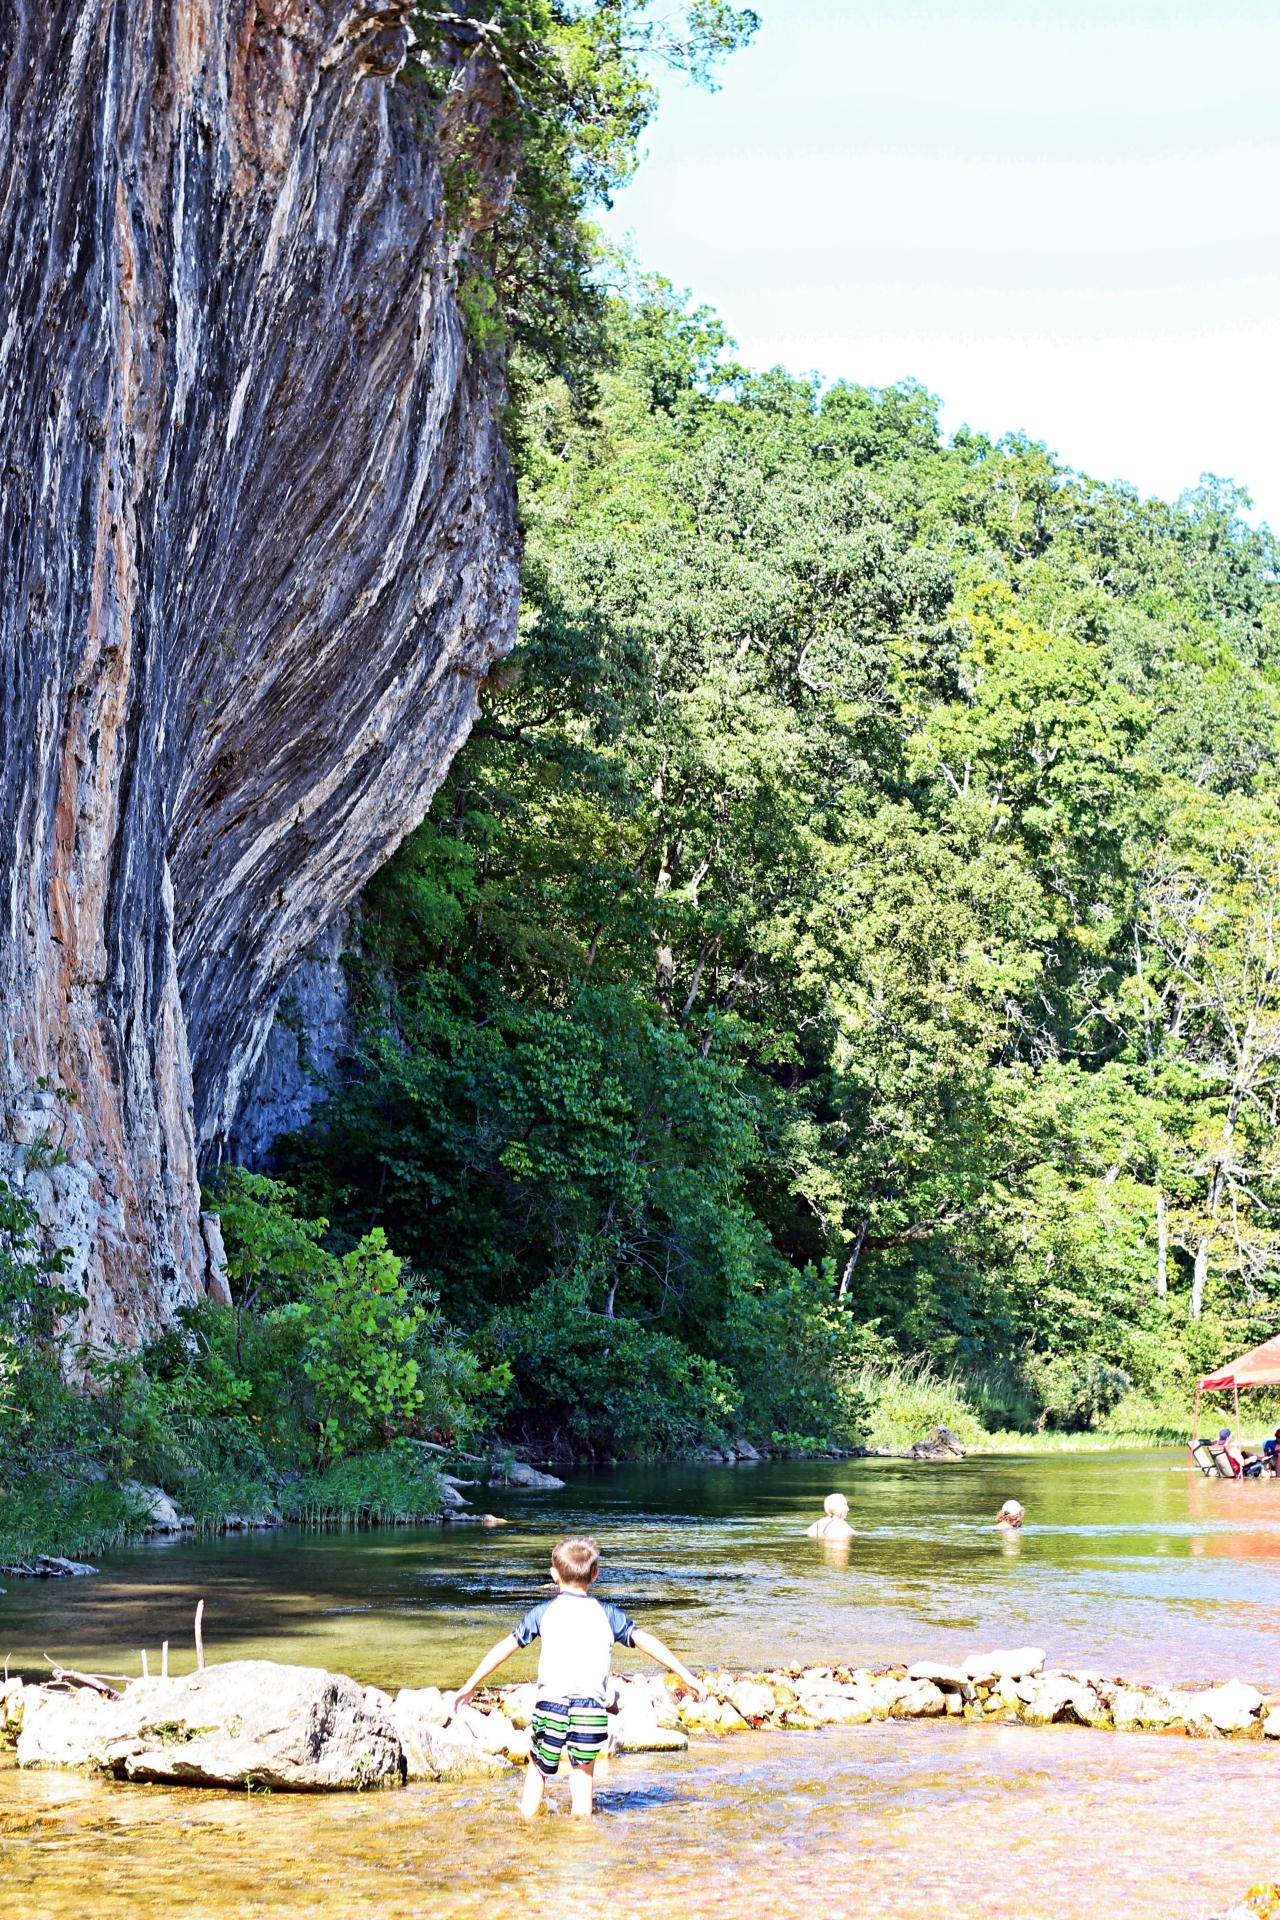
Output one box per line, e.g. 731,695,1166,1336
1189,1438,1218,1476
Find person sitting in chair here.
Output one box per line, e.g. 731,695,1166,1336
1214,1427,1244,1477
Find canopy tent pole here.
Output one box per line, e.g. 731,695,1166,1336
1235,1381,1241,1439
1193,1384,1201,1444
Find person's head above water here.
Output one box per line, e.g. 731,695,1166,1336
806,1492,854,1538
994,1499,1025,1529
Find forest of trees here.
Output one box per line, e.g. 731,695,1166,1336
268,278,1280,1455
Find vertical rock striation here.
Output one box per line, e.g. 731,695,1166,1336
0,1,520,1346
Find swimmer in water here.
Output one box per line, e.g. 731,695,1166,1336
993,1499,1024,1531
806,1493,854,1540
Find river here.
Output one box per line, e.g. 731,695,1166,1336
3,1451,1278,1917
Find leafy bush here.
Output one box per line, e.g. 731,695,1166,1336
856,1360,990,1453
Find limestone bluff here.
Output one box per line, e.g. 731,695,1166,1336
0,2,520,1348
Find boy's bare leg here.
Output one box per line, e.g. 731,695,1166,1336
520,1764,547,1820
567,1762,595,1818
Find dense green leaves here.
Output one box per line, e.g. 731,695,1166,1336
280,283,1280,1448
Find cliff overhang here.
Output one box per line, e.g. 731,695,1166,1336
0,0,520,1346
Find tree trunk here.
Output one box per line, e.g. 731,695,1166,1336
1191,1234,1209,1320
1155,1188,1168,1300
0,1,520,1348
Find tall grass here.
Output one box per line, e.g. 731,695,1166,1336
854,1359,1197,1454
853,1360,989,1452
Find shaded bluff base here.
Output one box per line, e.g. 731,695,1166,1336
6,1649,1279,1792
0,0,520,1349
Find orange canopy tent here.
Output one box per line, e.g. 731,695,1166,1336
1193,1334,1280,1441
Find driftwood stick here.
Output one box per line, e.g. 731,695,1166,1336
42,1660,123,1699
195,1599,205,1672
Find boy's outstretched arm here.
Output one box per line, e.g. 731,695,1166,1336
631,1627,707,1700
455,1632,520,1706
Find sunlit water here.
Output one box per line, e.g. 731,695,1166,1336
3,1452,1278,1917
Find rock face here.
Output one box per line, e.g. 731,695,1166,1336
18,1660,404,1789
225,911,354,1168
0,1,521,1348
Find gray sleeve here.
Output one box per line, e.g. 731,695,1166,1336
513,1600,551,1647
601,1601,637,1647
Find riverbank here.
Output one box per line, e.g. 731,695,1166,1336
2,1423,1193,1567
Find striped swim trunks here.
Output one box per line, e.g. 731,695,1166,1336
530,1697,610,1776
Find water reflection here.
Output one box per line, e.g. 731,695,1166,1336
4,1452,1280,1689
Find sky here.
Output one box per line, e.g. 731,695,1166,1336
599,0,1280,522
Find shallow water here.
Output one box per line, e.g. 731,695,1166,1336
4,1451,1278,1687
3,1452,1278,1918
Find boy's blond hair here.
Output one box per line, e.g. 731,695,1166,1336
551,1536,600,1584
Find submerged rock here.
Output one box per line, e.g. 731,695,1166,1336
0,1555,99,1578
18,1661,402,1791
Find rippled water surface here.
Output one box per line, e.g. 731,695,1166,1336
3,1452,1278,1917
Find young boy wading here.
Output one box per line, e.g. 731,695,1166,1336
456,1535,706,1818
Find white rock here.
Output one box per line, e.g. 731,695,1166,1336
962,1647,1045,1683
393,1693,510,1781
497,1684,539,1730
798,1691,873,1726
1109,1687,1155,1732
122,1482,183,1533
1262,1707,1280,1738
907,1662,975,1700
733,1438,762,1461
1183,1681,1262,1736
727,1680,777,1721
893,1680,947,1718
19,1661,402,1790
610,1683,691,1752
615,1724,690,1752
438,1483,470,1509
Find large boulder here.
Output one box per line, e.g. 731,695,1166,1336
121,1482,188,1534
501,1463,566,1490
907,1425,966,1461
19,1661,403,1790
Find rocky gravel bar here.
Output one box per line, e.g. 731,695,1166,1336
3,1645,1278,1792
